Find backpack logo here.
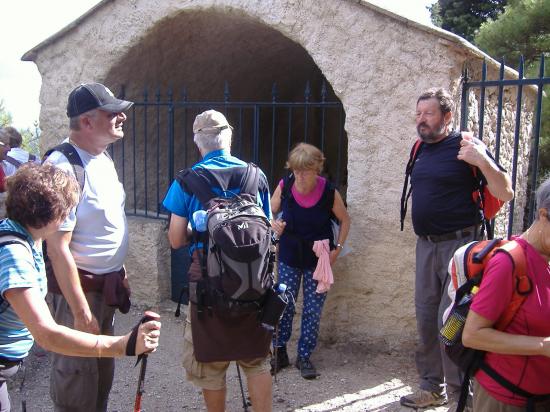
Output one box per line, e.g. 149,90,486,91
237,222,248,230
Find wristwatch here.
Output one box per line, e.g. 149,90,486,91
336,243,344,250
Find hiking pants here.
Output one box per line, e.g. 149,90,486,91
273,261,327,360
414,232,476,399
48,291,116,412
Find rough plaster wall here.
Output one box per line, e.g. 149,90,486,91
125,216,171,305
33,0,535,349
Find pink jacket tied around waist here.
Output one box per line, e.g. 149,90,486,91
312,239,334,293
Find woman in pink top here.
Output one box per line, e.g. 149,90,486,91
269,143,350,380
463,178,550,411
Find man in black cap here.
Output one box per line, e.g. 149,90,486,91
44,82,133,412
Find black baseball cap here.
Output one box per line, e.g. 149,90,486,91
66,83,133,118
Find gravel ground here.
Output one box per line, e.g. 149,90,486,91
8,302,455,412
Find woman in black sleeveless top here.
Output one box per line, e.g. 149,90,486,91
270,143,350,379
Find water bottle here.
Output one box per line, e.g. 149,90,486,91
192,210,208,232
439,286,479,346
260,283,288,330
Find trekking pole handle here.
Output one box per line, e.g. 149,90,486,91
133,311,160,412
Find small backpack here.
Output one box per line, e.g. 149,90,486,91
400,132,505,239
439,239,550,412
177,163,274,313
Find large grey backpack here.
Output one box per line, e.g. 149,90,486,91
176,163,274,309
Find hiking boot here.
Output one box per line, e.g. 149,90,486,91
295,357,319,380
400,389,448,409
270,346,290,374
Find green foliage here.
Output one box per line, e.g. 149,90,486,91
0,100,13,127
20,126,40,155
475,0,550,67
475,0,550,181
429,0,507,42
0,99,40,156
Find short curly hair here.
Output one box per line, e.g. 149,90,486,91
6,163,80,229
417,88,455,115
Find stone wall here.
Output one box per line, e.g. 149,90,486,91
125,216,171,305
27,0,536,349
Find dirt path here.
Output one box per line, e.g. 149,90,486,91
9,302,453,412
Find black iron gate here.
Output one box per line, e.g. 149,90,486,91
460,55,550,238
112,82,347,302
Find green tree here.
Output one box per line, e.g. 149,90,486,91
475,0,550,181
429,0,508,42
475,0,550,68
0,100,13,127
0,99,40,155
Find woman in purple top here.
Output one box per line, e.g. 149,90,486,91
269,143,350,379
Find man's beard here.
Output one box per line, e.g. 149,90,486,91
416,120,447,143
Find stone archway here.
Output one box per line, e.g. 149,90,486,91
104,9,348,215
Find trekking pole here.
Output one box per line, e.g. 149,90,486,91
236,364,251,412
273,325,279,383
133,311,160,412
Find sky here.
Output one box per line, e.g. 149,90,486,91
0,0,436,130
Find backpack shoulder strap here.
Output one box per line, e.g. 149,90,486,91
0,230,33,261
400,139,423,231
324,179,336,213
493,241,530,331
281,173,295,204
0,230,34,311
28,153,37,162
43,143,85,191
240,163,260,201
0,230,28,242
175,167,217,206
4,156,22,168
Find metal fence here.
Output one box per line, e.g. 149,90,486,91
460,55,550,238
112,82,347,219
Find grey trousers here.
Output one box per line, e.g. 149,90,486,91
414,233,476,399
47,292,116,412
0,362,22,412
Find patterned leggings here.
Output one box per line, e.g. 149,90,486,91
273,261,327,360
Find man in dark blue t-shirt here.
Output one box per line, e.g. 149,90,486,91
400,88,513,410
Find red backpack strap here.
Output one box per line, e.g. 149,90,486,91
494,241,531,331
400,139,423,231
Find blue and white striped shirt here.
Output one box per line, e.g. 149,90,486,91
0,219,46,360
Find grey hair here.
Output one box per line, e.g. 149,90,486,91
536,178,550,216
69,109,98,131
193,127,232,153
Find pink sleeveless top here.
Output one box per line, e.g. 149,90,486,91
278,176,327,208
